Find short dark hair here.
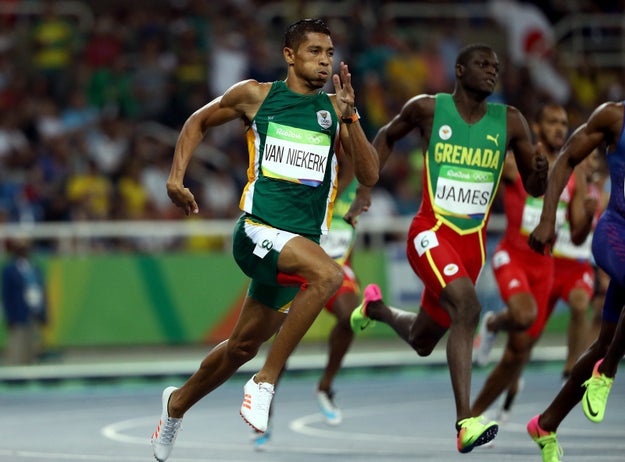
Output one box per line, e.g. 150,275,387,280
284,18,331,50
456,43,494,67
535,102,564,123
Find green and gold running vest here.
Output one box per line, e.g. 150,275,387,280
240,81,340,236
425,93,507,234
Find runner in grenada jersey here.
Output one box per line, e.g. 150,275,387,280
425,92,506,235
344,43,549,453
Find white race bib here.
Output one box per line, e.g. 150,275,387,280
434,166,494,216
261,122,331,187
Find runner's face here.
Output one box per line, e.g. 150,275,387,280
290,32,334,89
462,50,499,95
536,106,569,152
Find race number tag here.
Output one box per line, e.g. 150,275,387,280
253,238,274,259
552,223,593,260
521,197,567,236
413,230,439,257
320,228,354,260
520,197,544,235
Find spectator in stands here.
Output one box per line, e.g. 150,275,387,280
115,157,154,220
0,0,619,239
86,54,139,119
66,158,113,221
83,14,122,70
30,0,78,104
85,114,130,178
132,33,175,121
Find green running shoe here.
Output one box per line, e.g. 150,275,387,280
582,359,614,423
527,414,563,462
349,283,381,332
456,415,498,453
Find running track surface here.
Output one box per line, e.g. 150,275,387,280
1,362,624,462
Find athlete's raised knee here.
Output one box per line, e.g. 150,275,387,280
410,334,437,356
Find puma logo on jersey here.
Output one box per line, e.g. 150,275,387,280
486,134,499,147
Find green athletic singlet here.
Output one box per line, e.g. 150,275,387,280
425,93,507,234
240,80,340,237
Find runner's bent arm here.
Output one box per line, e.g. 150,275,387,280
373,95,432,173
344,95,430,225
333,62,379,187
166,80,266,215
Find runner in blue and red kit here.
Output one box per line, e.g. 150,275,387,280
527,101,625,462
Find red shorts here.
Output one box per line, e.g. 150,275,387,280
491,241,554,338
547,257,595,312
325,262,359,313
406,215,486,328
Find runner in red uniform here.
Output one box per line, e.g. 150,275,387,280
470,104,567,418
550,150,602,380
473,104,568,362
471,105,599,425
527,100,625,462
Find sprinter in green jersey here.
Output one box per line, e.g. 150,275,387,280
252,170,367,450
150,19,378,462
347,44,549,453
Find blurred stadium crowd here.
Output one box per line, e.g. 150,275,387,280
0,0,623,241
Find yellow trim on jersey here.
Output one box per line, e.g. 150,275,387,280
322,135,341,232
424,150,503,236
240,128,259,211
244,216,272,228
478,227,486,266
425,219,446,288
426,249,446,288
325,158,339,231
278,301,291,313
